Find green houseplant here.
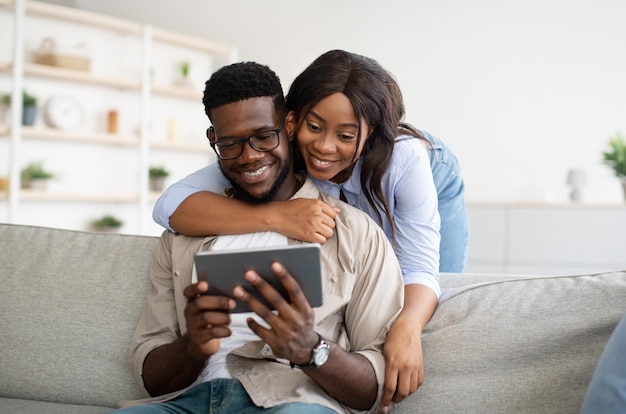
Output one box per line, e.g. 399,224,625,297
180,61,190,79
149,166,170,192
1,90,38,126
91,215,123,233
20,161,55,190
175,60,191,87
602,131,626,200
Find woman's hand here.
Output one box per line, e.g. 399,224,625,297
271,198,339,243
381,315,424,410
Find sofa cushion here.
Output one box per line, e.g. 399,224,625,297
0,398,111,414
395,270,626,414
0,224,159,408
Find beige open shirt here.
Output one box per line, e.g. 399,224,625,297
126,179,404,413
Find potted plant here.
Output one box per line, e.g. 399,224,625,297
1,90,38,126
176,60,191,86
602,131,626,201
20,161,55,190
149,166,170,192
180,61,190,79
90,214,123,233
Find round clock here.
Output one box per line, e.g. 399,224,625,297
43,96,83,131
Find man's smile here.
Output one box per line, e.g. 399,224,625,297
240,164,270,177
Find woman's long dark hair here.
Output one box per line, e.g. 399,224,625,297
286,50,425,241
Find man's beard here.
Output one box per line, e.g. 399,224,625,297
220,148,292,205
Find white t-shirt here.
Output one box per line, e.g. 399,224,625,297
192,231,288,382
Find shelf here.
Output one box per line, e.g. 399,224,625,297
152,84,202,101
26,0,142,35
148,191,161,202
1,126,214,153
0,61,141,90
0,126,139,146
0,1,231,54
1,63,207,99
21,126,138,146
150,139,211,153
1,190,162,203
19,189,139,202
1,127,213,154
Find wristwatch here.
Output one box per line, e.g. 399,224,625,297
290,334,330,369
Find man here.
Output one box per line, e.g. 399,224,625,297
116,62,403,413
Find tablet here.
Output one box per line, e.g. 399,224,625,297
194,244,323,313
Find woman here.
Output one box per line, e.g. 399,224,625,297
153,50,467,408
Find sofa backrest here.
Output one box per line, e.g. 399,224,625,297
395,269,626,414
0,223,160,408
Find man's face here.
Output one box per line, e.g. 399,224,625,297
209,97,295,204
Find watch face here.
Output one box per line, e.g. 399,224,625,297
313,343,330,366
44,96,83,131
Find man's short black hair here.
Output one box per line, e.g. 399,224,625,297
203,61,285,122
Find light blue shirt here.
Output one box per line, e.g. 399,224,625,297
153,135,441,296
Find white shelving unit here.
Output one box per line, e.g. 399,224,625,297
0,0,237,235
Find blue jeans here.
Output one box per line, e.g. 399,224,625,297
426,132,469,273
110,379,338,413
580,312,626,413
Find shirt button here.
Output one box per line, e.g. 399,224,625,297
174,270,180,277
331,276,338,283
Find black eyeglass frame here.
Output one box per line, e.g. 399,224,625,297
207,125,283,160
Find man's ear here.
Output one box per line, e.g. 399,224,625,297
206,126,215,143
285,111,297,141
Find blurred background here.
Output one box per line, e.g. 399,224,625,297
74,0,626,203
1,0,625,274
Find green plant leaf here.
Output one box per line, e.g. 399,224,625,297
602,131,626,179
21,162,55,181
1,91,38,106
91,214,123,228
149,166,170,178
180,60,190,78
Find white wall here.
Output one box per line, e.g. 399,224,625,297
71,0,626,204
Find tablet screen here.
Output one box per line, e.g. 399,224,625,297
194,244,323,313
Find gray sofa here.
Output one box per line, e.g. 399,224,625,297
1,222,625,414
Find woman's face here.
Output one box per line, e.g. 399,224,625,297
287,92,370,184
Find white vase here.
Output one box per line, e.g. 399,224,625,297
22,178,48,190
149,177,166,192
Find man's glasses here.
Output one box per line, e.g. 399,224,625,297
208,126,282,160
